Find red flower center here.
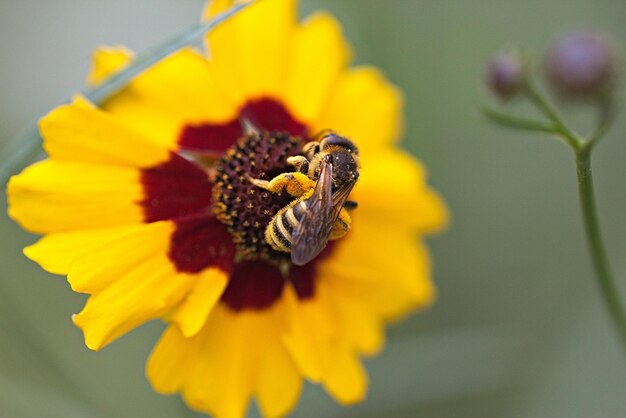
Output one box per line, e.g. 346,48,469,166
212,131,304,261
141,98,336,311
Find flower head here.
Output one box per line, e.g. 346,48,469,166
546,31,618,98
7,0,447,417
486,50,528,100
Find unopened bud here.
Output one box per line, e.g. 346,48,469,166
546,32,617,98
486,51,527,100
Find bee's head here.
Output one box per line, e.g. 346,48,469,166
316,133,359,189
328,148,359,190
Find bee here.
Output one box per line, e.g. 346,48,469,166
250,131,360,266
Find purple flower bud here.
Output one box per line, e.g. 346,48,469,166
486,51,527,100
546,32,617,98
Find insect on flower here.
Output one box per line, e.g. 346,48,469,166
248,131,360,266
6,0,448,417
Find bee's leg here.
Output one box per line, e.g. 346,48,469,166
302,141,320,161
249,172,315,197
343,200,358,211
272,173,315,197
286,156,309,174
248,178,271,190
329,208,352,240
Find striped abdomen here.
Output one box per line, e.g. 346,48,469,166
265,199,350,254
265,199,308,253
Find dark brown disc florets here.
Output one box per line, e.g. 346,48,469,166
212,131,304,261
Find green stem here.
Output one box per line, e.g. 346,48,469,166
575,148,626,352
525,82,585,149
481,107,558,134
586,95,616,150
0,1,252,186
485,78,626,354
82,1,252,104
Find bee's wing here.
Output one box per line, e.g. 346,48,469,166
291,156,335,266
330,175,357,220
291,156,358,266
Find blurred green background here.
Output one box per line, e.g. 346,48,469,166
1,0,626,417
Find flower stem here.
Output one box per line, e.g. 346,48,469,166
481,107,558,134
524,82,585,149
575,148,626,352
485,82,626,354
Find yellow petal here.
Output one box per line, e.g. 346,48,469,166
149,303,301,418
355,148,449,233
177,308,254,418
253,307,302,418
204,0,296,104
23,226,136,275
282,285,338,382
146,323,197,395
87,45,133,86
321,343,368,405
312,67,404,152
285,11,351,124
169,267,228,337
325,282,385,357
7,160,144,233
70,221,196,350
282,284,368,405
91,47,238,149
39,100,170,167
322,220,436,321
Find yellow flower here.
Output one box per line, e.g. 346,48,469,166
7,0,447,417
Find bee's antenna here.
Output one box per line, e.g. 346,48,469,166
311,128,335,142
240,116,261,135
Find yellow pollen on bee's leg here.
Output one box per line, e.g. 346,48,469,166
329,208,352,240
249,172,315,198
249,178,270,189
